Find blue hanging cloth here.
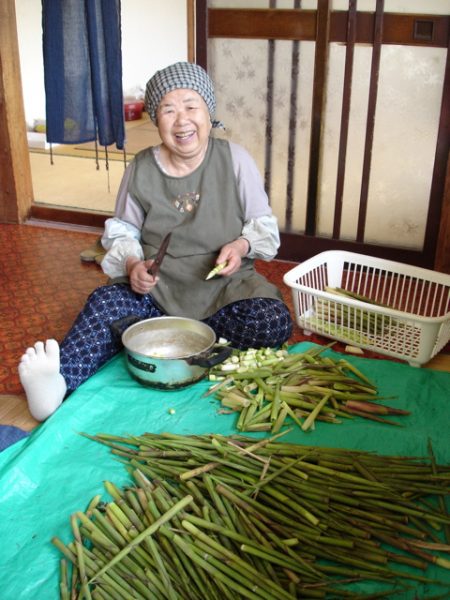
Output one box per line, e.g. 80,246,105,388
42,0,125,150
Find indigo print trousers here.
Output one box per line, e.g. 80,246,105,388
60,284,292,393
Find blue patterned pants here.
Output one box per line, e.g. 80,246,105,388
60,284,293,393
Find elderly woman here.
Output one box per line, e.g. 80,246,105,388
19,62,293,421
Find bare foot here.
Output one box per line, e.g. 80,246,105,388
18,340,67,421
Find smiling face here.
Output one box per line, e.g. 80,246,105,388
156,88,212,167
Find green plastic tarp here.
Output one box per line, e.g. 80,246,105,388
0,343,449,599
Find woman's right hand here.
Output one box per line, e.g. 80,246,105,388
126,257,159,295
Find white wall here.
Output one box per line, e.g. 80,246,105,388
15,0,188,129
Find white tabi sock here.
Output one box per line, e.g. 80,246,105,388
18,339,67,421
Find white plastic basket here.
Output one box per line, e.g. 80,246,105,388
283,250,450,367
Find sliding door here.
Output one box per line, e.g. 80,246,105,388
196,0,449,269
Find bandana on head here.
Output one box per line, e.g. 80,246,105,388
145,62,219,126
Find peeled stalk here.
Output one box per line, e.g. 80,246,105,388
301,393,332,431
205,260,228,280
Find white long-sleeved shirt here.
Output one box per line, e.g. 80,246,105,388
101,141,280,278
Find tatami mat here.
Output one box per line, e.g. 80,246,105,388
28,114,161,213
30,153,126,213
74,118,161,156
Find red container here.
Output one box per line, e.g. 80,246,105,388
124,100,144,121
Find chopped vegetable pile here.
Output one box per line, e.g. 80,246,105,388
207,344,408,433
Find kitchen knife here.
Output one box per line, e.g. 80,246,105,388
148,232,172,277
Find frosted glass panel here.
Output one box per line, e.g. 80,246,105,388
364,45,445,249
383,0,450,13
315,43,346,238
209,39,270,171
209,30,446,251
211,0,450,15
331,0,449,12
316,44,372,240
331,0,375,9
209,0,271,7
340,46,371,240
316,42,445,249
209,38,314,231
209,0,318,7
272,41,315,232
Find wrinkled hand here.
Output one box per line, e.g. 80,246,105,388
126,257,159,295
215,238,250,277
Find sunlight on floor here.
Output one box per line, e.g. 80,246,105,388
28,113,161,213
30,152,126,213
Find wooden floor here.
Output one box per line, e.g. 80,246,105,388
0,394,39,431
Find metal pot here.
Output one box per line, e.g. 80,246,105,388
119,316,232,389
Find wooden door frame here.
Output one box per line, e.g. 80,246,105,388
0,0,33,223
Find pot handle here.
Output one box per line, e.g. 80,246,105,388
187,344,233,369
110,315,142,339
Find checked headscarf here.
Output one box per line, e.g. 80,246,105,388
145,62,221,127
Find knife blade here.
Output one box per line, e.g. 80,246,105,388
148,232,172,277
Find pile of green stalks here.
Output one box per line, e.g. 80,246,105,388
313,287,398,337
207,344,409,433
301,317,373,346
53,432,450,599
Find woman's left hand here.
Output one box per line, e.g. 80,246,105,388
215,238,250,276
